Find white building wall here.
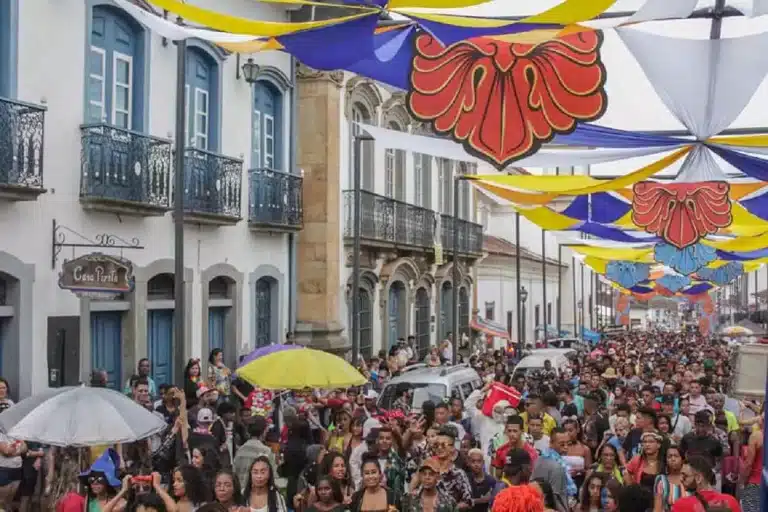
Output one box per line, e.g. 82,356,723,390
3,0,295,396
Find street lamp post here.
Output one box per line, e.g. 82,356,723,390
577,299,583,338
520,286,528,346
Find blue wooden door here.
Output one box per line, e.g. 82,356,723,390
91,312,122,389
388,285,400,348
147,310,173,385
208,307,226,352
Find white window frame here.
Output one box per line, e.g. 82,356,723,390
351,108,364,186
253,110,262,169
414,153,423,207
385,149,395,198
184,84,191,145
194,87,209,151
264,113,275,170
89,46,107,123
112,51,133,130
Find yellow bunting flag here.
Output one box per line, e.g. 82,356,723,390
469,146,691,197
702,230,768,252
148,0,376,36
218,38,283,53
388,0,493,8
394,0,617,26
708,135,768,147
515,207,580,231
566,245,654,262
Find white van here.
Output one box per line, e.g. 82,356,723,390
511,353,570,380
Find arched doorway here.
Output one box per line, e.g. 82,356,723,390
459,286,470,343
147,273,175,385
415,288,430,358
388,281,406,348
440,281,453,340
254,277,276,347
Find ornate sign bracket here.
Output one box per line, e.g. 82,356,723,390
51,219,144,269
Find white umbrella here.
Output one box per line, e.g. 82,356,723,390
0,386,167,447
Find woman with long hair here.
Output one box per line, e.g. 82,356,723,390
208,349,233,403
306,475,345,512
319,452,354,504
212,470,243,509
327,411,351,454
591,444,623,484
624,431,665,492
82,468,123,511
349,455,399,512
653,444,686,512
740,412,763,512
168,465,210,511
184,359,202,408
578,472,607,512
345,417,364,461
243,456,287,512
562,419,591,490
192,446,222,489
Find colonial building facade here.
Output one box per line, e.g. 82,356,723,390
294,69,483,359
0,0,301,397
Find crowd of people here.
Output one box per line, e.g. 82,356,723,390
0,331,762,512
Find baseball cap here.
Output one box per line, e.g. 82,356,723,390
363,389,379,400
196,384,213,398
197,407,214,424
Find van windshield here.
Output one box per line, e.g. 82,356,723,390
381,382,448,410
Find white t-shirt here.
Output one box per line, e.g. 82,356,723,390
441,341,453,362
0,433,22,469
533,436,550,455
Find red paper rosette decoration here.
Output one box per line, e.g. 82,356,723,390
632,182,732,249
407,31,608,170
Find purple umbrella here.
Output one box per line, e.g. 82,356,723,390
238,344,302,368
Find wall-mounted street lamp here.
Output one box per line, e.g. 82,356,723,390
236,55,261,83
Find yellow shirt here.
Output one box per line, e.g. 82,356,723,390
520,412,557,436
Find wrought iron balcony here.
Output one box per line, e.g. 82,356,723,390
248,168,303,232
80,123,172,216
182,147,242,225
0,97,46,200
343,190,436,251
441,214,483,256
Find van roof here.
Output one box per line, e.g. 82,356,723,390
515,353,568,368
385,364,480,385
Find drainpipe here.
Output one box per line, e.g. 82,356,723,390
288,56,298,333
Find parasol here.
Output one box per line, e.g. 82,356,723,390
238,343,303,368
236,348,366,389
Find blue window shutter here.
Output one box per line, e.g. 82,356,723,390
253,81,283,171
87,5,146,131
0,0,18,98
185,46,219,152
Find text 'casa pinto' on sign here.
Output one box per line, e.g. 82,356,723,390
58,253,135,295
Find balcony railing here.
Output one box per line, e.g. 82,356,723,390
342,190,436,249
0,97,46,200
182,148,242,224
80,123,172,215
248,168,303,232
441,214,484,255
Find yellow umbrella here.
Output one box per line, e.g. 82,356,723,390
235,347,367,389
720,325,752,336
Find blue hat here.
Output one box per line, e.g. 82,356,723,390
80,448,121,488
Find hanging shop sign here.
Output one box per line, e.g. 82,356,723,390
58,253,135,298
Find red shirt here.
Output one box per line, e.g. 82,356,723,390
671,490,741,512
492,441,538,469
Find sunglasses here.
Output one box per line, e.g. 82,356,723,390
433,442,450,449
88,476,106,485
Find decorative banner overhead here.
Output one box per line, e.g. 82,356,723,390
606,261,651,289
656,275,691,293
617,28,768,139
147,0,377,36
654,243,717,275
697,262,745,285
468,146,691,199
406,31,608,170
631,181,732,249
